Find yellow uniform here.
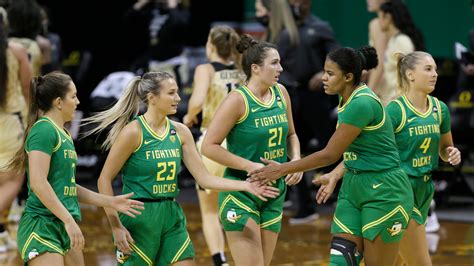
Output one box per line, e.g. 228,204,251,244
0,49,28,168
196,62,242,178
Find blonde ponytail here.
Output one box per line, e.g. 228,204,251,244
81,71,175,150
81,77,141,150
394,52,408,95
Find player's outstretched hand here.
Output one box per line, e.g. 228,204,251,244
111,192,145,218
285,169,303,186
248,158,283,184
244,181,280,201
314,173,338,204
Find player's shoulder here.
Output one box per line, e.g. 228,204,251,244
31,118,55,133
195,63,214,75
121,119,141,138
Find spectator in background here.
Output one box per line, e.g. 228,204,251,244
38,6,63,74
254,0,299,46
377,0,425,105
124,0,190,86
457,29,474,89
0,9,32,254
7,0,44,76
277,0,339,224
278,0,339,151
366,0,389,93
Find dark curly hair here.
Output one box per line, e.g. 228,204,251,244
327,46,378,85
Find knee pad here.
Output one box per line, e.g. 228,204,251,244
329,236,362,266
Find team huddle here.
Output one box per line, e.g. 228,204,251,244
0,21,462,266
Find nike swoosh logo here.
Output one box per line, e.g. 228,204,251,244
144,140,153,145
407,117,417,123
62,138,67,143
372,183,383,189
251,107,262,112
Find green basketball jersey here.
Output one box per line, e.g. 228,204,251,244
386,95,451,178
225,85,289,180
122,116,182,199
24,117,81,220
338,85,400,172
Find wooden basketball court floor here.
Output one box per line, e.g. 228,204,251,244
2,202,473,266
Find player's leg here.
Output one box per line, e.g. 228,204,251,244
398,219,431,265
329,234,364,266
361,169,413,266
197,134,228,265
329,173,364,265
18,214,70,266
159,202,195,266
259,180,286,266
226,218,264,266
197,189,227,265
64,248,84,266
172,258,195,266
261,229,278,266
28,252,64,266
363,234,400,266
398,177,434,265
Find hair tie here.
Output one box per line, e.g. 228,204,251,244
358,50,366,69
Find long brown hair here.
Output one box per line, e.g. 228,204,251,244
6,72,72,172
236,34,277,82
209,25,242,71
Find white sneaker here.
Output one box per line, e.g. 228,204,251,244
426,233,440,253
0,231,16,253
289,212,319,225
425,211,440,233
283,200,293,208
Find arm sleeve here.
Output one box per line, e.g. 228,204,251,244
439,100,451,134
26,122,58,155
338,97,375,129
386,101,402,131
